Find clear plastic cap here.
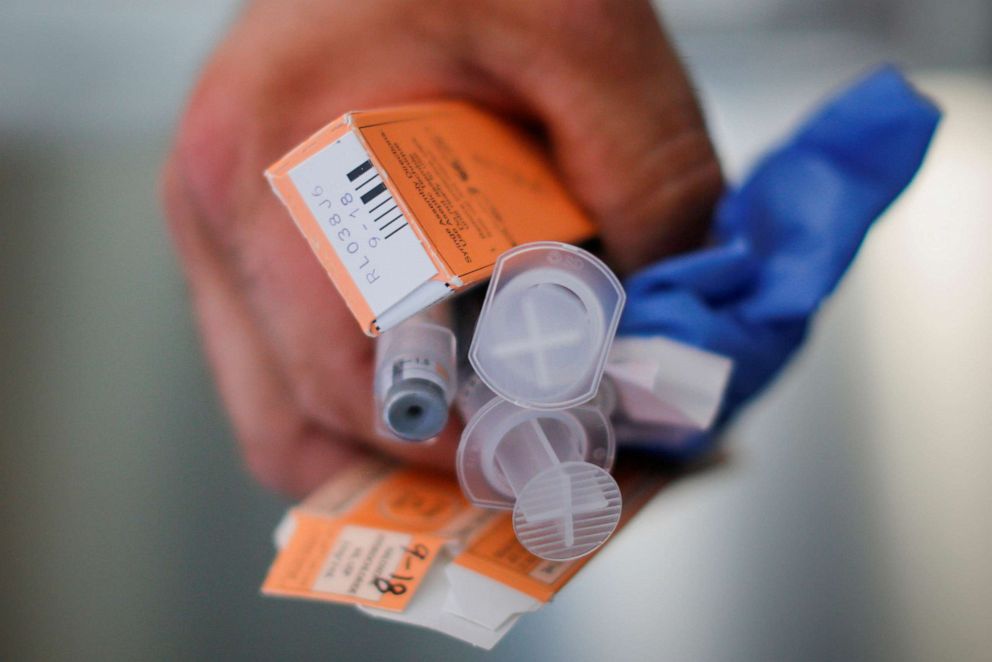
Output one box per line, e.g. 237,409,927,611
513,462,622,561
374,319,456,442
469,242,625,410
455,369,498,423
589,374,619,418
457,398,620,560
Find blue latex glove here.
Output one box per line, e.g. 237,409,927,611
619,65,940,459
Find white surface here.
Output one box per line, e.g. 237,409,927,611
358,556,524,650
443,564,540,633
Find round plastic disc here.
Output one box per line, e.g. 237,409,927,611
512,462,622,561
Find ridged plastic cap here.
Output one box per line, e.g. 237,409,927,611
513,462,622,561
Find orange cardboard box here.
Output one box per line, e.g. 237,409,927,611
266,102,595,336
264,454,673,648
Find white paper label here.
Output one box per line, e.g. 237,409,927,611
311,525,414,602
288,131,438,317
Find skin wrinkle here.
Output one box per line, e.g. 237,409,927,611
479,8,568,96
599,126,722,261
555,97,707,201
624,149,723,261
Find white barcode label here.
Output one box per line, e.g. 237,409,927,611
288,131,437,317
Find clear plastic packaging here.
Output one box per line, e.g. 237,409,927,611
374,318,456,442
457,398,621,560
589,374,619,418
469,242,625,410
455,368,498,424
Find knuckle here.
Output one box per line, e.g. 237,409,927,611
554,0,650,47
608,125,723,268
170,71,254,236
242,438,297,495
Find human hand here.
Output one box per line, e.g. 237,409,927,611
161,0,721,497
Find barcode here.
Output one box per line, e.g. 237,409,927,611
346,159,373,182
347,159,408,240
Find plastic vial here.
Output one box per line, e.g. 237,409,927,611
374,318,456,442
469,242,625,410
457,398,621,561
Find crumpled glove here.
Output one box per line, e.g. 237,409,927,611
619,65,941,458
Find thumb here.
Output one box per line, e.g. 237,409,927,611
475,1,723,273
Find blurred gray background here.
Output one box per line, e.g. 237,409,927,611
1,1,990,660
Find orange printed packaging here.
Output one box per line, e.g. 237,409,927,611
266,102,596,336
263,454,671,649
